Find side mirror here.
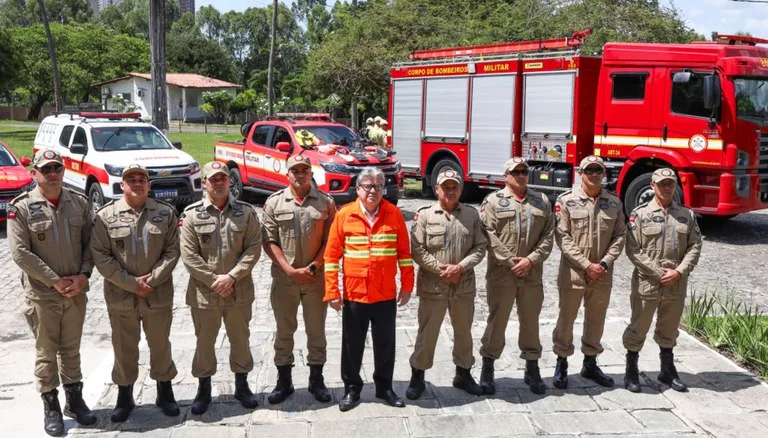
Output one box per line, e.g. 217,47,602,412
70,143,87,155
672,71,691,83
276,141,292,152
703,74,721,109
20,156,31,167
173,141,183,150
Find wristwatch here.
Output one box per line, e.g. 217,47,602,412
80,272,92,279
599,261,609,270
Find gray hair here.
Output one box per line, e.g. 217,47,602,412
357,167,385,187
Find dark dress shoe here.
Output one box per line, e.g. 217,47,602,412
376,389,405,407
338,392,360,412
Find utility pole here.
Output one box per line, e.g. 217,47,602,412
149,0,169,134
37,0,62,111
267,0,277,116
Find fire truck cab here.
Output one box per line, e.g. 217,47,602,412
389,31,768,217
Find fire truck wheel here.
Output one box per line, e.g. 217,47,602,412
88,183,105,216
429,159,472,201
229,167,244,201
624,171,682,216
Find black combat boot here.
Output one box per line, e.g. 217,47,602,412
63,382,97,425
110,384,135,423
524,360,546,395
452,366,483,396
553,356,568,389
308,365,331,403
580,355,615,387
234,373,259,408
405,367,426,400
41,389,64,437
190,376,212,415
624,351,641,393
658,347,687,392
155,381,180,417
268,365,295,404
479,357,496,395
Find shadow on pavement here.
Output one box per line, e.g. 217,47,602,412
699,212,768,245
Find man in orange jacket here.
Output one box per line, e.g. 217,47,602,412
324,167,414,412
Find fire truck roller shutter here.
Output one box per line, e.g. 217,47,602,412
523,73,575,136
469,75,516,176
392,79,424,170
424,77,469,140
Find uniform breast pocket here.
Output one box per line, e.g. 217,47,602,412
641,225,663,251
496,209,516,234
426,225,446,250
108,225,132,253
275,210,296,238
308,207,328,232
147,223,167,245
194,223,217,247
570,209,589,233
598,209,617,233
29,219,53,248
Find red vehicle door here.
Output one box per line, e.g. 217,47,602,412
243,124,273,188
260,125,292,189
595,68,655,157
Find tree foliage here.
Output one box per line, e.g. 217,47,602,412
200,90,234,123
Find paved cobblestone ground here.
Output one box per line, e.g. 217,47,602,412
1,194,768,437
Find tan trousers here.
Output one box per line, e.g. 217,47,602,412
108,306,177,385
23,295,87,393
480,277,544,361
623,289,685,352
191,305,254,377
409,294,475,370
552,285,612,357
271,279,327,366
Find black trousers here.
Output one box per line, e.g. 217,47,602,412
341,299,397,395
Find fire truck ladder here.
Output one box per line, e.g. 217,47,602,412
407,29,592,61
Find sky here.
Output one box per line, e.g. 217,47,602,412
197,0,767,40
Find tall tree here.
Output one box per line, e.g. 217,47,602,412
268,0,278,115
0,29,21,94
36,0,62,110
149,0,169,132
167,12,237,81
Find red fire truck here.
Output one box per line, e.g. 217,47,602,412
389,30,768,217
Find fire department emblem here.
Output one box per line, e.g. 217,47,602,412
689,135,707,153
660,169,674,177
212,162,222,169
43,150,57,160
273,160,281,173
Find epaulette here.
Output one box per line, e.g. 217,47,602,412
184,200,204,212
152,198,176,211
631,201,649,214
555,190,572,202
266,189,285,200
96,199,116,214
603,189,620,198
416,205,430,212
63,187,88,200
10,191,29,205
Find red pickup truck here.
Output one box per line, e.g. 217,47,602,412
214,113,404,205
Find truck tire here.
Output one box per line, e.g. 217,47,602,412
623,171,682,216
88,183,105,215
229,167,244,201
429,159,473,201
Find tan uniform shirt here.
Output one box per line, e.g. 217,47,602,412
91,198,180,311
626,198,702,289
410,202,487,297
9,188,93,300
481,187,554,284
180,197,262,308
555,186,626,288
262,187,336,283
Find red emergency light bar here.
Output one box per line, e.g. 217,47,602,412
79,112,142,119
715,34,768,46
409,29,592,60
275,112,331,120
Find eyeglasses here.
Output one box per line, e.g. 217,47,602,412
358,183,384,192
582,167,604,175
38,164,63,174
507,169,529,177
124,177,149,184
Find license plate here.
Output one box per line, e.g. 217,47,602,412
0,201,7,211
154,189,177,199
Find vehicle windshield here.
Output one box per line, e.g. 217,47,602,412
735,77,768,120
91,126,173,151
0,147,18,167
292,125,360,148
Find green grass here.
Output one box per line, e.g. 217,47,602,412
0,126,241,166
0,119,39,126
0,126,37,159
683,291,768,379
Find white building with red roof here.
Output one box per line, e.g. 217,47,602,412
92,73,243,122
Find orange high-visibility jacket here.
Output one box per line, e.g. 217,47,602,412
324,199,414,303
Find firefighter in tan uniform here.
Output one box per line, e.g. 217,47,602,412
552,155,626,389
622,168,702,393
9,149,96,436
477,158,554,395
180,162,262,415
405,169,487,400
91,163,180,422
262,155,336,404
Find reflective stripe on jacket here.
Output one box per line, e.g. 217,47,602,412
324,199,414,303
